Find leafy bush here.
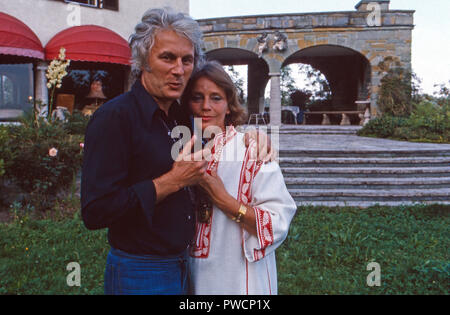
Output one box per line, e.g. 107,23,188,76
64,110,91,136
0,113,87,212
367,57,449,143
357,115,408,138
377,57,413,117
0,159,5,177
409,101,449,134
358,101,449,143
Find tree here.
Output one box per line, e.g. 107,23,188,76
297,64,331,102
434,81,450,107
225,66,245,104
280,66,297,106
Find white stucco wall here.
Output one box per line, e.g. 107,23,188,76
0,0,190,46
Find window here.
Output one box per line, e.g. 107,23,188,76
0,64,34,121
102,0,119,11
64,0,99,8
63,0,119,11
57,61,127,112
0,75,14,107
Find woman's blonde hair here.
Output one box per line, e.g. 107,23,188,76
182,60,247,127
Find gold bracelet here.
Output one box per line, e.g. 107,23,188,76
233,204,247,223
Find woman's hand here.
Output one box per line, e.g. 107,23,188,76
199,169,229,207
199,169,258,236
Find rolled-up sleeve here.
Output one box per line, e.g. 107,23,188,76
242,162,297,262
81,108,156,230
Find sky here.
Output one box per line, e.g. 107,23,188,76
190,0,450,95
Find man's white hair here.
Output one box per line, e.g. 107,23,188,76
129,7,205,81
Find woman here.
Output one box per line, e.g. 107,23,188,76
183,61,297,295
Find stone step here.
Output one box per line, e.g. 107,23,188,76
285,177,450,190
281,166,450,178
279,149,450,158
294,200,450,208
278,125,362,134
279,130,358,135
289,188,450,202
279,157,450,168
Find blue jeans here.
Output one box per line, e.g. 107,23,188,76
104,247,188,295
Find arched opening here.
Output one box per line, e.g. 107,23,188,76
283,45,371,125
206,48,269,116
264,63,332,125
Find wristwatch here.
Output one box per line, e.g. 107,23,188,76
233,204,247,223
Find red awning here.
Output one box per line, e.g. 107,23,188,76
0,12,44,59
45,25,131,65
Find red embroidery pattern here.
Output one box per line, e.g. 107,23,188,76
253,207,274,261
237,140,263,205
236,140,273,262
190,127,237,259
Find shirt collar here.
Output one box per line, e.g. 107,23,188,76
131,79,182,127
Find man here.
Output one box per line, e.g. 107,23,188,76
81,7,272,295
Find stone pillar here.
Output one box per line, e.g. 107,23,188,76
269,72,281,126
35,61,49,116
370,65,383,117
247,60,269,115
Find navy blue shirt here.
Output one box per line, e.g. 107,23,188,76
81,80,195,256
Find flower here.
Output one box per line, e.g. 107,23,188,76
80,143,84,149
49,148,58,157
46,47,70,91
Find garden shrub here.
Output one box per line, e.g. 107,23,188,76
409,101,449,135
358,101,449,143
365,57,449,143
357,115,408,138
0,158,5,177
0,112,88,212
377,57,413,117
64,110,91,136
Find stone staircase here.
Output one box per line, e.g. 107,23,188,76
278,125,362,135
279,148,450,208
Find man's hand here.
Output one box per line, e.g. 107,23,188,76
153,136,209,203
244,128,277,163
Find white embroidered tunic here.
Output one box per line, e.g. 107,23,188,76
188,128,297,295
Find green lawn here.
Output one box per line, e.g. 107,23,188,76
0,213,108,295
277,204,449,295
0,205,449,295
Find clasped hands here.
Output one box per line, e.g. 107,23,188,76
153,130,274,204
